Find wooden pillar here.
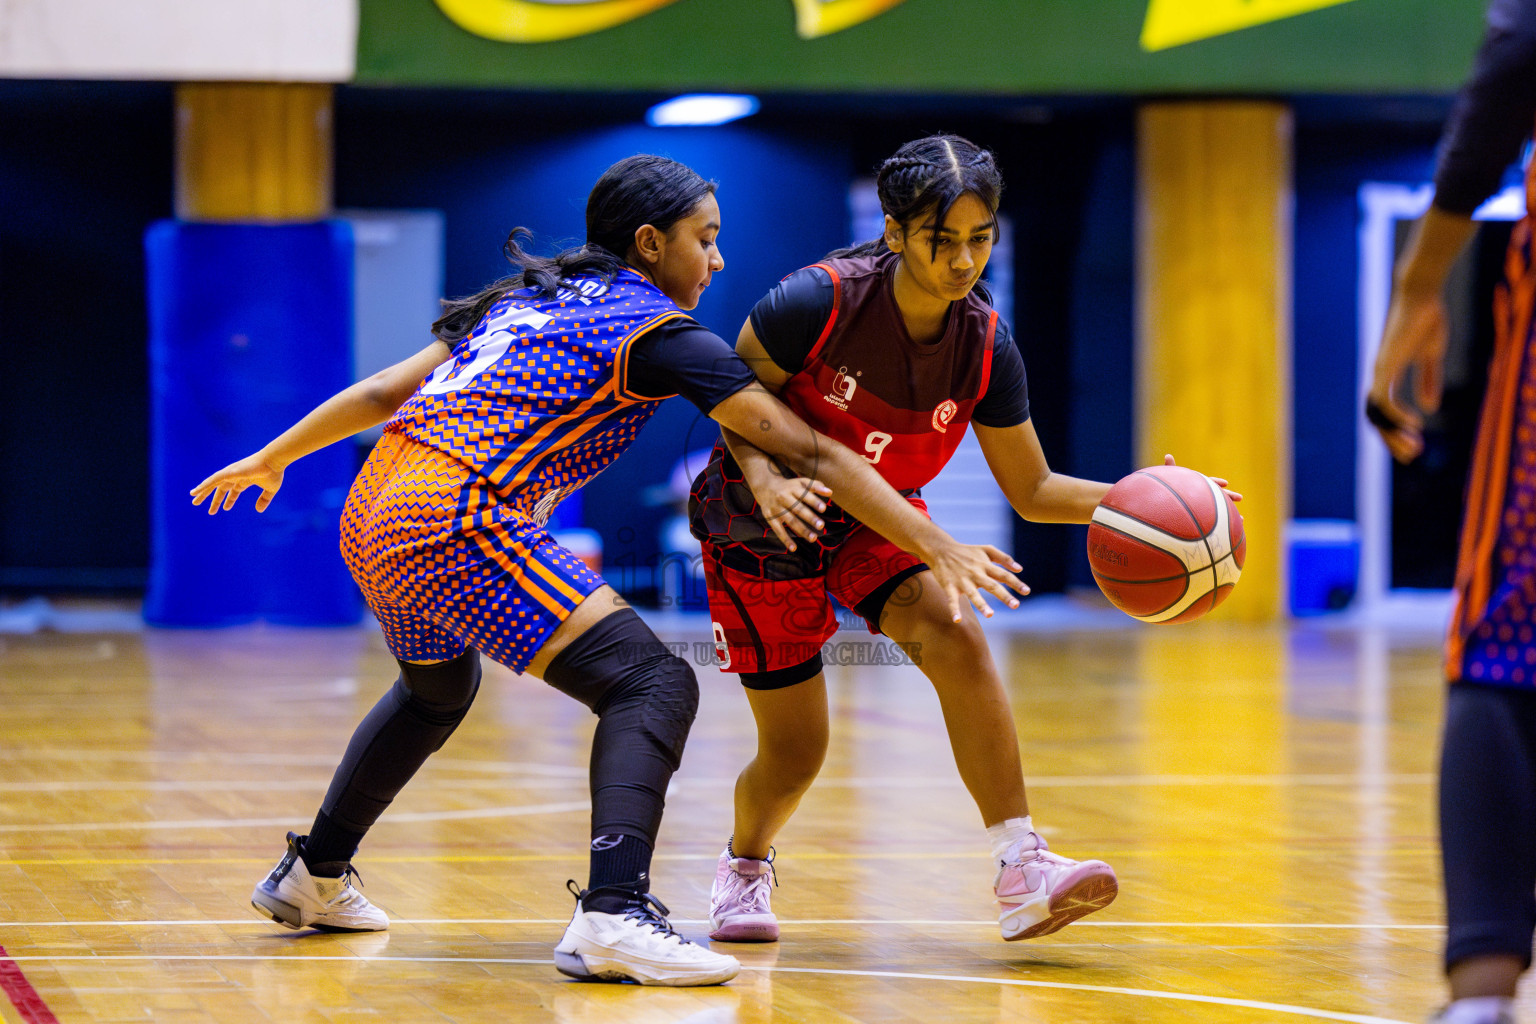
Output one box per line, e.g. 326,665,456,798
175,83,333,222
1137,101,1292,622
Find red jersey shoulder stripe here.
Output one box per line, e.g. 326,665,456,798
804,263,842,367
977,310,998,400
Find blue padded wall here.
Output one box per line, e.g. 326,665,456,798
144,221,360,626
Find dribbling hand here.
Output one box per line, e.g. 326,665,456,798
190,455,285,514
1163,454,1243,503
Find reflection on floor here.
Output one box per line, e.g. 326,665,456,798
0,611,1472,1023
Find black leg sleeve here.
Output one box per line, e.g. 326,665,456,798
542,608,700,847
317,648,482,837
1441,682,1536,971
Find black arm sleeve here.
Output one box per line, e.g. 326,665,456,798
972,319,1031,429
623,318,757,413
1432,15,1536,215
747,267,836,375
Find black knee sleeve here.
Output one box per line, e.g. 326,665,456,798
399,651,484,743
319,647,482,833
544,608,699,768
544,609,700,844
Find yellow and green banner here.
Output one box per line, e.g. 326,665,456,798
358,0,1488,93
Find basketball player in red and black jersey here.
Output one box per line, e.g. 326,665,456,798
692,135,1126,944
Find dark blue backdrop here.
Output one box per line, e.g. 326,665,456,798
0,82,1469,603
1292,110,1446,520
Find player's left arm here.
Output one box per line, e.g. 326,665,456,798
191,339,451,514
970,324,1110,524
973,420,1110,525
977,426,1243,522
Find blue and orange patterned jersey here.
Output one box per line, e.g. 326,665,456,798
386,268,686,525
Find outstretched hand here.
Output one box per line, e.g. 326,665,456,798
920,539,1030,623
190,454,285,514
1163,454,1243,503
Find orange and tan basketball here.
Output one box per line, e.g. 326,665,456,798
1087,464,1245,623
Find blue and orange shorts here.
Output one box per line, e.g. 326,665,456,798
1448,212,1536,688
340,432,605,672
700,496,929,689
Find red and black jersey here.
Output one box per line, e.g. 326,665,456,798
689,251,1030,580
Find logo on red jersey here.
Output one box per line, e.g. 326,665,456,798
824,366,859,411
932,399,958,433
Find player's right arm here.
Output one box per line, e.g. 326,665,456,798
1370,14,1536,462
1367,208,1476,463
190,339,451,514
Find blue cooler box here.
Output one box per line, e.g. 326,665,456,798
1287,519,1361,616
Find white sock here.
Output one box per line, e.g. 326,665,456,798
987,816,1035,864
1439,996,1515,1024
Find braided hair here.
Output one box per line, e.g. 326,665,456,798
828,135,1003,261
433,155,717,343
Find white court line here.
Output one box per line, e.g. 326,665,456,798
0,780,333,793
0,954,1416,1023
988,773,1434,788
0,769,1435,791
0,750,589,777
0,778,587,794
0,750,1431,786
0,918,1442,930
0,801,591,833
764,966,1416,1024
0,750,353,767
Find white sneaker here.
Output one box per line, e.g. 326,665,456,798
994,831,1117,941
250,832,389,932
554,883,740,986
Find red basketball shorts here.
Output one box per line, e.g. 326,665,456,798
700,496,929,686
340,432,605,672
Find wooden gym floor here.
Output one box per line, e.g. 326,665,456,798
0,608,1487,1022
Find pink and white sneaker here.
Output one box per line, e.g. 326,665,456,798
708,847,779,942
995,832,1117,941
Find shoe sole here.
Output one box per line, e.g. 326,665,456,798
554,949,739,987
250,886,386,934
708,917,779,942
1005,870,1118,941
251,887,304,930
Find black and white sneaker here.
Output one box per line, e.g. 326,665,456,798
554,882,740,986
250,832,388,932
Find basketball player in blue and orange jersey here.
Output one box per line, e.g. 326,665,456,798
191,154,1026,987
1369,2,1536,1021
695,135,1234,946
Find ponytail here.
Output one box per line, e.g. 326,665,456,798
431,230,625,343
433,154,716,344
